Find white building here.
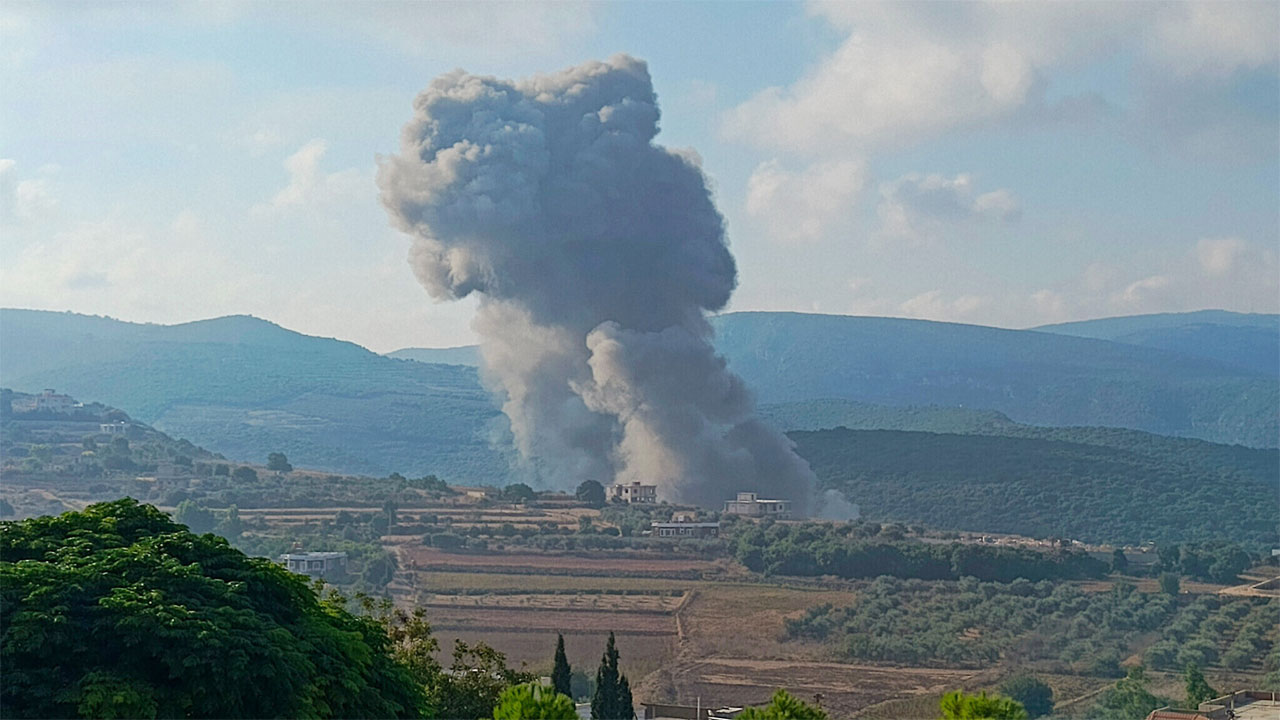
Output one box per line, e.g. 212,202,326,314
723,492,792,519
280,551,347,578
610,481,657,504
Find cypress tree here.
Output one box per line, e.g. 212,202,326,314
591,633,620,720
552,634,572,699
592,631,637,719
617,673,634,720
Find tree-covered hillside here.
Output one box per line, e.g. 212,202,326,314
0,310,508,481
791,427,1279,548
1036,310,1278,376
711,312,1277,448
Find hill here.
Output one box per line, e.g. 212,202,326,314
790,427,1279,548
1036,310,1278,375
386,345,482,367
709,311,1276,447
388,310,1277,447
0,309,507,480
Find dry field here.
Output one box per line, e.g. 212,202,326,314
403,547,723,578
415,591,685,613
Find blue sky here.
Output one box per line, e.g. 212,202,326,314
2,1,1276,352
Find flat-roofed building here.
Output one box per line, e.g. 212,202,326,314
652,520,720,538
280,551,347,578
723,492,791,519
610,481,657,504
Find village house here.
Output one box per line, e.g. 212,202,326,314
610,481,657,504
723,492,792,519
651,518,720,538
280,551,348,578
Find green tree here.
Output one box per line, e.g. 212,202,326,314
493,682,577,720
172,499,216,534
940,690,1028,720
1184,663,1217,706
998,676,1053,719
737,689,829,720
231,466,258,482
0,499,425,718
213,504,243,540
576,480,607,508
1094,666,1169,720
29,444,53,463
1110,549,1128,574
1159,572,1181,596
213,463,230,476
503,483,536,503
552,634,572,698
433,640,534,720
591,632,633,719
266,452,292,472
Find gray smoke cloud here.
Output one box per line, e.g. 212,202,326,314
378,54,815,512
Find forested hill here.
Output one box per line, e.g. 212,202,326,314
1035,310,1278,375
0,309,507,480
390,310,1278,447
790,427,1279,549
710,312,1276,448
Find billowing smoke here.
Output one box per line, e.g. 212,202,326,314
378,54,815,512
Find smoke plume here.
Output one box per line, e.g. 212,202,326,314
378,55,815,512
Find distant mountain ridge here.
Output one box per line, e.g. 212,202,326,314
1,309,507,480
387,346,482,367
1035,310,1278,375
2,308,1275,483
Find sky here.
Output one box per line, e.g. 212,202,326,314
1,1,1276,353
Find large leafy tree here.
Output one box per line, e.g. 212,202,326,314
737,689,829,720
940,690,1028,720
552,634,572,698
493,682,577,720
575,480,606,508
0,499,425,719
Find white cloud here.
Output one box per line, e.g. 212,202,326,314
898,289,991,323
1150,2,1279,77
723,2,1276,155
1196,237,1247,277
744,158,867,243
1119,274,1174,305
877,172,1019,243
0,160,57,222
256,140,367,214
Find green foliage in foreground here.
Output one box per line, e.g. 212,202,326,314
791,427,1279,549
492,683,577,720
0,499,424,718
940,690,1027,720
737,689,829,720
